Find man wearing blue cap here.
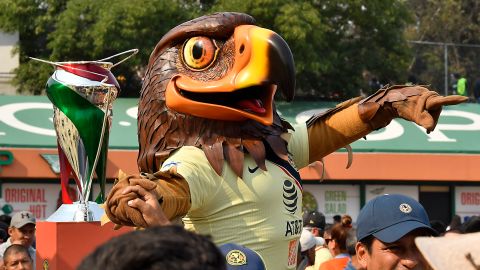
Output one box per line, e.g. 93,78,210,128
219,243,266,270
355,194,436,270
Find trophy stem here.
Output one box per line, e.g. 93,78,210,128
73,201,94,222
84,90,113,202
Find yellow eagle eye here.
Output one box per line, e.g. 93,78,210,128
182,37,218,70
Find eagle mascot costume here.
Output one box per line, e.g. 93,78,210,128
105,12,466,269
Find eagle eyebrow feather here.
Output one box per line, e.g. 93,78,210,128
148,12,255,66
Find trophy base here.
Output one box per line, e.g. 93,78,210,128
36,220,133,270
46,201,104,222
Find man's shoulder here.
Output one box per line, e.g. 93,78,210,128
0,239,11,255
0,239,11,248
28,246,36,260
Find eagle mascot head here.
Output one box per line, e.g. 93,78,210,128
138,12,296,178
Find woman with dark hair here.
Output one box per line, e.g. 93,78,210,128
319,215,352,270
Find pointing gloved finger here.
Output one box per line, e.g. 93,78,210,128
426,95,469,110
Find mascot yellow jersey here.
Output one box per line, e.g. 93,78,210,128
160,125,309,269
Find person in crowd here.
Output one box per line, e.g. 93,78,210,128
77,225,225,270
368,77,382,93
407,74,418,85
323,224,333,241
461,215,480,233
319,215,352,270
444,214,463,237
451,73,460,95
0,223,9,246
474,77,480,103
429,220,446,236
3,244,33,270
0,216,12,227
303,210,326,239
0,230,8,244
355,194,436,270
218,243,266,270
303,210,332,269
333,215,342,224
343,228,364,270
297,229,318,270
446,214,462,232
0,211,36,269
456,74,468,97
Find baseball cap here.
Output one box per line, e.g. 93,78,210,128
10,211,36,228
356,194,436,243
219,243,266,270
302,210,326,229
300,229,323,252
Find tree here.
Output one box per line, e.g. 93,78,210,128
405,0,480,95
48,0,193,97
209,0,413,99
0,0,193,96
1,0,414,99
0,0,68,94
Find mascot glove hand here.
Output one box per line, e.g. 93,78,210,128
358,85,468,132
105,174,158,228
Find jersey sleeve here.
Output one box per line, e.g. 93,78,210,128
160,146,223,212
287,123,310,169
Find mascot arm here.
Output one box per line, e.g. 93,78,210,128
307,85,468,162
307,98,369,162
105,170,191,228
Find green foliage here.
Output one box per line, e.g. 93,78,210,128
0,0,68,94
1,0,414,99
0,0,192,96
405,0,480,95
47,0,191,96
210,0,413,99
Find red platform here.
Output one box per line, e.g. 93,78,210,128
36,221,133,270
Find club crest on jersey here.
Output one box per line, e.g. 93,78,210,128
225,249,247,266
283,180,298,214
160,161,181,172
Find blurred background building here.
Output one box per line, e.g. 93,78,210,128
0,31,18,95
0,97,479,225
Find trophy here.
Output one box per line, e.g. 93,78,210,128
31,49,137,221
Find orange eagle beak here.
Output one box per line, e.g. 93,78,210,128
165,25,295,125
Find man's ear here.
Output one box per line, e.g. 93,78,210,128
7,227,14,236
355,242,369,268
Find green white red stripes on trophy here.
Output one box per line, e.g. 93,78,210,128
46,69,112,203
